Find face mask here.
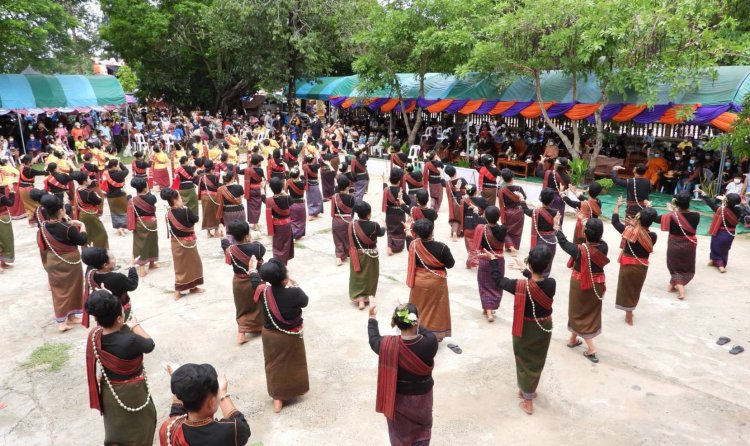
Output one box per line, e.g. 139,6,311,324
689,160,696,165
725,162,732,168
654,154,660,158
734,179,741,184
674,157,681,161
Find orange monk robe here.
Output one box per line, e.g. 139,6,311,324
644,157,669,186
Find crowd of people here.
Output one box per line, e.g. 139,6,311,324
0,107,748,446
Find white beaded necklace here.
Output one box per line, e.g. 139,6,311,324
90,327,152,412
334,194,352,221
202,177,220,206
413,240,446,278
76,188,99,215
631,178,644,210
533,208,557,245
41,222,81,265
525,279,553,333
133,199,158,232
352,220,378,258
166,210,197,249
624,238,649,266
673,211,698,245
261,286,304,337
483,225,503,255
165,414,188,446
581,243,604,301
720,205,737,238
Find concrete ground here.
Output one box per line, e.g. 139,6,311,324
0,159,748,445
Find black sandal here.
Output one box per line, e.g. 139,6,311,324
583,351,599,363
729,345,744,355
447,343,463,354
716,337,731,346
567,340,582,348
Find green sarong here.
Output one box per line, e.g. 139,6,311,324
79,211,109,249
349,251,379,299
101,379,157,445
513,319,553,399
0,214,14,263
179,188,199,219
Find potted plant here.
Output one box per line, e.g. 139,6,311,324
595,178,614,193
568,158,590,186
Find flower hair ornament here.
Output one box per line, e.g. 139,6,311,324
395,306,418,326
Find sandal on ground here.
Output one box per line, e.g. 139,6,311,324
567,340,582,348
447,343,463,354
716,336,731,346
583,351,599,363
729,345,744,355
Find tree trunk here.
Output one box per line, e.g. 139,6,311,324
404,74,426,146
533,70,579,158
590,86,609,176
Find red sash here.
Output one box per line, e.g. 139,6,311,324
20,167,34,184
86,328,143,413
390,153,405,168
303,163,318,181
568,244,610,291
349,220,376,272
445,180,463,222
709,206,738,235
375,336,433,420
411,206,425,221
287,179,306,196
225,243,264,271
620,225,654,253
166,209,194,239
660,212,697,235
513,279,553,336
543,170,564,189
217,186,242,220
39,222,79,254
159,417,189,446
331,194,353,219
44,175,66,191
422,161,440,188
381,187,400,212
531,208,555,248
198,174,218,199
406,238,446,288
131,160,147,175
73,189,98,220
265,196,290,236
243,167,263,198
267,158,285,179
101,171,124,193
286,150,299,163
127,195,156,231
498,187,521,222
351,157,366,174
574,198,602,241
252,284,303,328
478,166,496,189
472,223,504,253
176,166,193,182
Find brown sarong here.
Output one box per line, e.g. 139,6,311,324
615,264,648,311
409,270,451,340
332,217,350,260
567,276,603,339
133,218,158,264
261,327,309,399
349,250,379,299
233,275,263,333
386,389,433,446
79,211,109,249
200,194,220,230
171,237,204,291
47,250,83,322
480,187,497,207
503,206,524,250
20,188,37,223
666,237,696,286
513,319,552,399
107,195,128,229
101,379,157,445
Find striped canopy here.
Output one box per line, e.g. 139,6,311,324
294,67,750,132
0,74,126,113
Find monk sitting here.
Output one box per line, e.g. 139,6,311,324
644,151,668,188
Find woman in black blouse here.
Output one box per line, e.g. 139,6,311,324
175,155,200,218
482,245,555,415
161,188,204,300
382,167,411,256
160,363,251,445
81,247,139,326
460,184,488,269
103,159,130,236
256,258,309,413
72,171,108,249
555,214,609,363
85,290,157,445
287,167,307,240
659,191,700,300
349,201,386,310
368,303,438,445
472,206,507,322
221,221,266,344
39,194,87,332
332,176,355,266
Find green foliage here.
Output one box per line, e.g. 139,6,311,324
116,65,139,93
451,159,470,168
569,158,589,186
707,95,750,158
596,178,614,193
24,342,71,372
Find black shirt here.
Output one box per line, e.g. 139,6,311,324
405,171,424,192
167,405,251,446
383,185,411,215
660,210,700,236
269,195,292,217
89,267,139,307
477,223,507,250
406,239,455,270
21,165,46,187
100,330,154,380
167,208,199,237
368,319,438,394
354,220,385,249
106,165,129,198
412,207,437,222
500,185,526,207
178,165,197,190
462,196,488,230
424,160,444,184
220,240,266,275
262,285,308,331
557,230,608,273
135,193,157,217
489,265,556,318
611,172,650,207
288,179,306,201
611,214,657,259
563,194,601,217
44,221,87,246
522,203,558,232
77,187,102,205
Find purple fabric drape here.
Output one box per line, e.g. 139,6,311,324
474,100,499,115
417,98,439,109
501,101,535,117
392,100,416,113
685,104,731,125
367,98,389,111
330,97,347,107
586,103,625,123
632,103,672,124
546,102,577,118
443,100,469,114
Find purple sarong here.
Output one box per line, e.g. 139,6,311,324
503,206,524,250
290,201,306,240
385,213,406,253
222,208,246,229
307,184,323,216
428,183,443,212
321,170,336,200
666,236,696,285
386,389,433,446
246,188,263,224
709,230,734,268
477,257,504,310
550,195,565,225
332,217,350,260
272,222,294,265
535,233,557,278
354,179,368,204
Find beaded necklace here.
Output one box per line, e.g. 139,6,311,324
261,286,304,337
90,327,152,412
624,238,649,266
202,176,220,206
165,414,188,446
413,240,446,278
166,210,197,249
631,178,644,210
533,208,557,245
525,280,553,333
41,221,81,265
483,224,503,255
76,188,99,215
334,194,352,221
133,199,159,232
673,210,698,245
353,220,378,258
720,205,737,238
581,243,604,301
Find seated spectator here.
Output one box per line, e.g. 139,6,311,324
675,154,702,194
644,150,668,188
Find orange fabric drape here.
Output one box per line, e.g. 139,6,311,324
341,98,354,109
403,100,416,113
659,104,700,125
612,104,647,122
487,101,517,116
710,112,739,132
564,103,601,120
426,99,454,113
520,101,557,119
380,98,400,113
458,100,485,115
362,98,376,106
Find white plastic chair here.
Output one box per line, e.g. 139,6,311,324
408,145,422,169
370,144,383,158
162,133,175,153
134,133,149,155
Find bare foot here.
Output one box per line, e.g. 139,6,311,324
358,300,366,310
517,391,524,399
336,258,343,267
273,399,283,413
67,315,82,324
149,262,160,269
485,310,494,322
58,323,72,333
387,248,393,256
189,287,205,294
174,291,182,301
718,266,726,273
707,260,714,266
518,399,533,415
139,265,147,277
237,333,249,345
625,311,633,326
451,233,458,242
667,283,676,293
